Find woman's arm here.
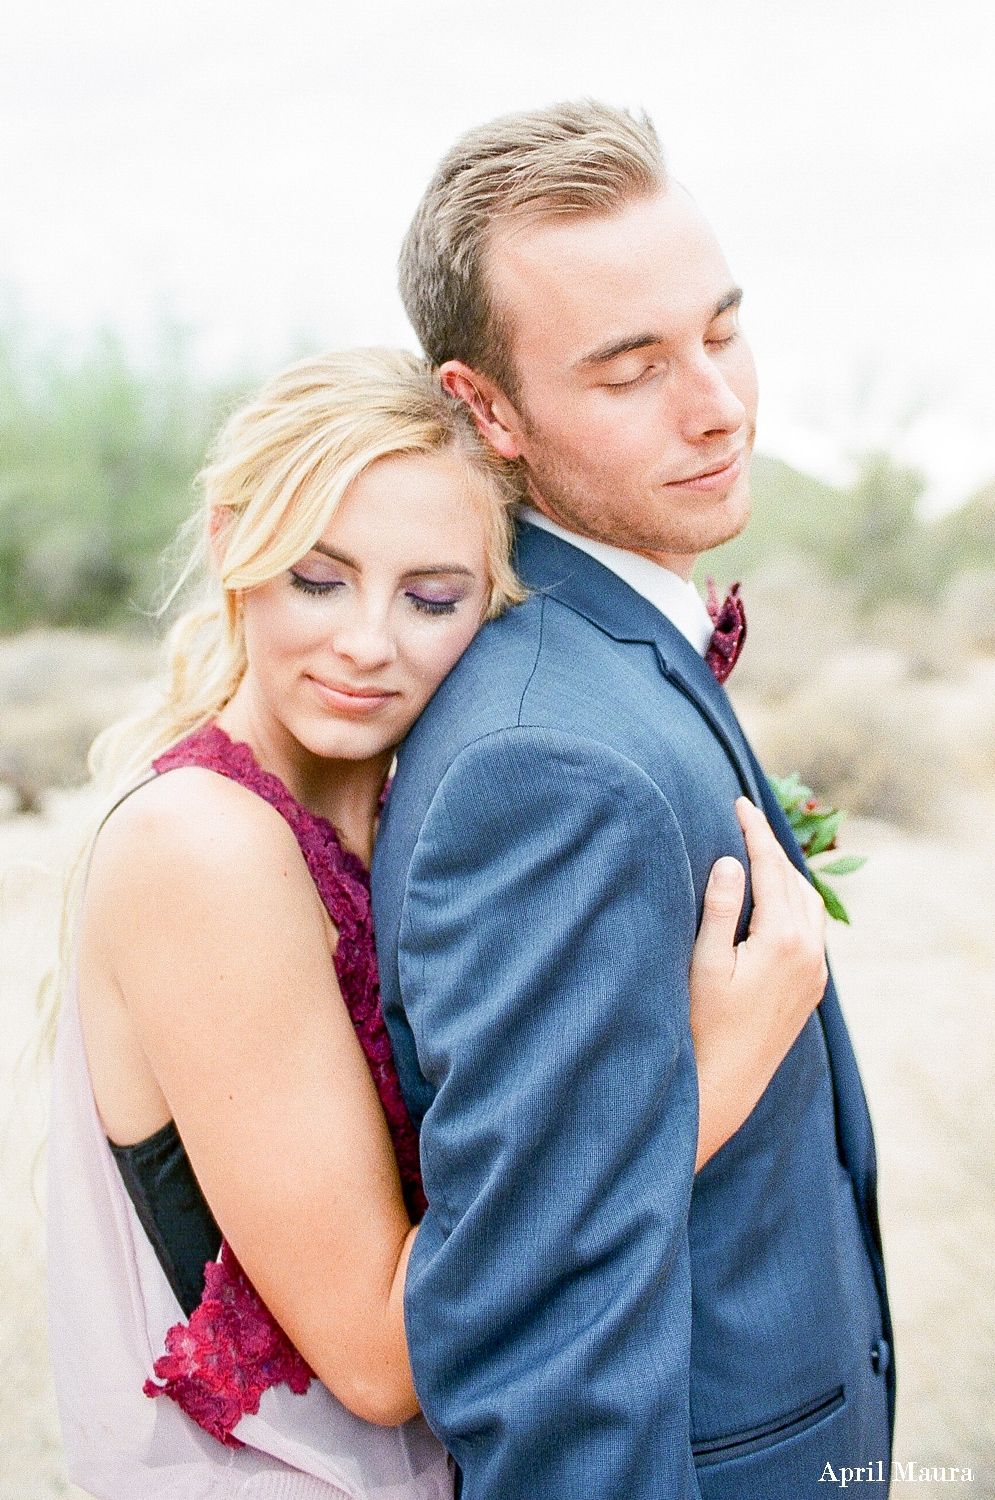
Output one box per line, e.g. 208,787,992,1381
78,767,419,1426
690,796,829,1170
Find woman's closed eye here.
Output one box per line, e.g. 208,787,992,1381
289,553,348,595
290,569,344,596
289,563,470,616
405,588,467,617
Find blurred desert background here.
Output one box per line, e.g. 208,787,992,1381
2,1,994,1495
2,332,994,1500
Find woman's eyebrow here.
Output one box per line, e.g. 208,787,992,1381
311,542,356,566
404,565,475,579
308,543,473,580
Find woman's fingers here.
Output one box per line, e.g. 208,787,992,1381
794,864,828,941
735,795,827,959
691,856,746,987
734,797,793,932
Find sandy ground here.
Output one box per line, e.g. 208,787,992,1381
1,794,993,1499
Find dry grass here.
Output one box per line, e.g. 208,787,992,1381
826,816,995,1490
0,631,159,812
0,795,99,1500
729,558,995,834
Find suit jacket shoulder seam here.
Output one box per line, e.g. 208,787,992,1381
515,591,546,727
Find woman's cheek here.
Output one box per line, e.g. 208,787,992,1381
243,586,316,685
415,614,484,695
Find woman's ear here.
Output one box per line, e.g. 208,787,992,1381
208,506,231,569
438,361,525,462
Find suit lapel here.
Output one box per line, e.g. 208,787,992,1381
515,522,763,804
652,633,764,806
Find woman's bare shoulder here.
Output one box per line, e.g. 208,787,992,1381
86,766,312,929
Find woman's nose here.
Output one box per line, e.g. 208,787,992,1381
329,605,398,672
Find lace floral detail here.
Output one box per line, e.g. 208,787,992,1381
153,724,426,1221
145,724,427,1444
143,1243,313,1447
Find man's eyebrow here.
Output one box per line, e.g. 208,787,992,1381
576,286,744,369
577,332,661,369
308,542,473,578
715,286,743,317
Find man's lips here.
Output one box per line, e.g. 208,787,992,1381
306,676,400,716
665,451,745,493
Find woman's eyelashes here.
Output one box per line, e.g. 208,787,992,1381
289,567,467,616
289,569,343,596
404,578,472,616
406,594,458,615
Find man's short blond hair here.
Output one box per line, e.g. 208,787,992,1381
399,101,667,399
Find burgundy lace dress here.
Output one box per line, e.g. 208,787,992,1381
46,724,451,1500
153,725,426,1229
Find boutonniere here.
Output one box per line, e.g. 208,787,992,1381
768,772,867,924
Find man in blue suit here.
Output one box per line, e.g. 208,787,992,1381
372,101,893,1497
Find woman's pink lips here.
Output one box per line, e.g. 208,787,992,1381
307,676,399,716
666,451,744,493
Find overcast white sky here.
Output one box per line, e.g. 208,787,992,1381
2,0,993,507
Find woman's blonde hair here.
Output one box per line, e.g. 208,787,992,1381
37,348,524,1055
90,346,524,793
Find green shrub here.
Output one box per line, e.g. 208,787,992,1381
0,320,241,631
0,311,991,635
704,450,937,611
706,449,995,615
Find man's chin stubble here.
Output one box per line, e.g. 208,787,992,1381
563,497,751,560
521,446,752,557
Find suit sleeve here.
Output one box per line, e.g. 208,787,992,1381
398,726,702,1500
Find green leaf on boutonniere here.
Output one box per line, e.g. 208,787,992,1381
807,810,845,857
768,773,867,924
809,871,852,925
786,811,822,847
768,772,807,815
816,855,868,877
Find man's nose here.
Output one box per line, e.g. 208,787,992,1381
678,349,748,439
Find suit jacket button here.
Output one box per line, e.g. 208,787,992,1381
870,1336,890,1375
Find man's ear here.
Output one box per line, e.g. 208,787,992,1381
438,361,524,461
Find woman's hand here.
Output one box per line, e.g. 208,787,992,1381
690,796,828,1171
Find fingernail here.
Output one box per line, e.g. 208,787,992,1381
713,857,742,887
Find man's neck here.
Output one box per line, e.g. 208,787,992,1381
518,505,715,657
521,495,697,582
627,545,697,583
519,503,697,582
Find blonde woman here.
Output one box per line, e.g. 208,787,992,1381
47,349,827,1498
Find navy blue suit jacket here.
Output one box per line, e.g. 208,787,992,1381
372,523,894,1499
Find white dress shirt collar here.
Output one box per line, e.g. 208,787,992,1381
519,505,715,657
